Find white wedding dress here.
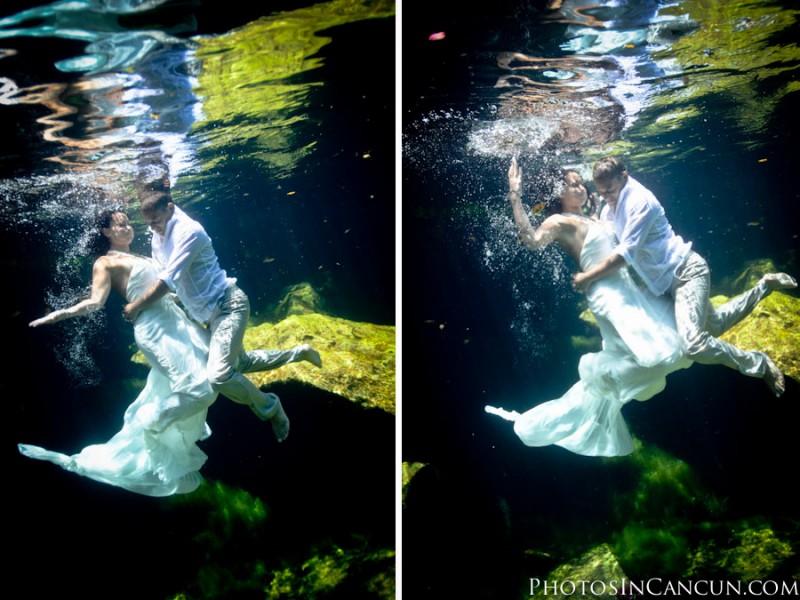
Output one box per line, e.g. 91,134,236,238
487,221,692,457
19,254,218,495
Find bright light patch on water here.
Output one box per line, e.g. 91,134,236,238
467,117,560,159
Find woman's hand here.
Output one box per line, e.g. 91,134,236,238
29,309,64,327
508,156,522,194
123,303,140,324
29,315,52,327
572,272,592,293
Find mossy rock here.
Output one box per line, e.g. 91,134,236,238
714,291,800,382
401,461,428,507
686,526,794,581
270,282,325,320
608,440,711,576
266,541,395,600
533,544,627,599
244,313,396,414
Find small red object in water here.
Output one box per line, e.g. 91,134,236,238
428,31,446,41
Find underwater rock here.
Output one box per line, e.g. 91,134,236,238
270,282,325,320
715,291,800,383
401,461,428,507
533,544,627,599
244,313,396,414
686,526,794,581
608,439,711,575
723,527,794,580
266,541,395,600
571,306,602,353
164,481,395,599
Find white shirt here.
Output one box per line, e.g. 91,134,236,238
600,176,691,296
151,205,234,323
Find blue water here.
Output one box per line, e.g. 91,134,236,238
403,0,800,596
2,1,394,598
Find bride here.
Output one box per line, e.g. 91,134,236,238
486,158,791,457
22,208,319,495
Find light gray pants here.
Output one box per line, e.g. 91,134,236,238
206,284,304,411
671,251,771,378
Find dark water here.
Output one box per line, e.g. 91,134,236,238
2,1,394,598
403,0,800,597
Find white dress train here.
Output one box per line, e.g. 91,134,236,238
19,254,218,496
487,221,692,457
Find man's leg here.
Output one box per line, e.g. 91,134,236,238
239,343,322,373
707,273,797,336
672,252,784,396
207,285,290,440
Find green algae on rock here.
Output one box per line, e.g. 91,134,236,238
270,282,325,320
401,461,428,507
532,544,627,599
715,291,799,383
266,541,395,600
608,439,714,575
244,313,396,414
686,525,795,581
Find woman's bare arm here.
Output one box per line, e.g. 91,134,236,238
508,157,560,251
29,258,113,327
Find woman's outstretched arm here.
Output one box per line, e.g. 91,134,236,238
508,157,559,251
29,258,113,327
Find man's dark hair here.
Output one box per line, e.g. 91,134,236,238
593,156,627,182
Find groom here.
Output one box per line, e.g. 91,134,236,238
573,156,794,397
123,179,322,442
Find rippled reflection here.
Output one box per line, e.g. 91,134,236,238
0,0,199,185
470,1,700,159
1,0,395,188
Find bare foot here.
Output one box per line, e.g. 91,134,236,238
269,399,290,443
761,273,797,292
763,355,786,398
251,393,290,442
299,343,322,368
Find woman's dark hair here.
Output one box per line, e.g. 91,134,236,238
532,168,589,218
86,207,126,256
525,165,566,221
583,192,600,218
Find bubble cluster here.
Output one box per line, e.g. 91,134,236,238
404,103,584,361
1,171,135,385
